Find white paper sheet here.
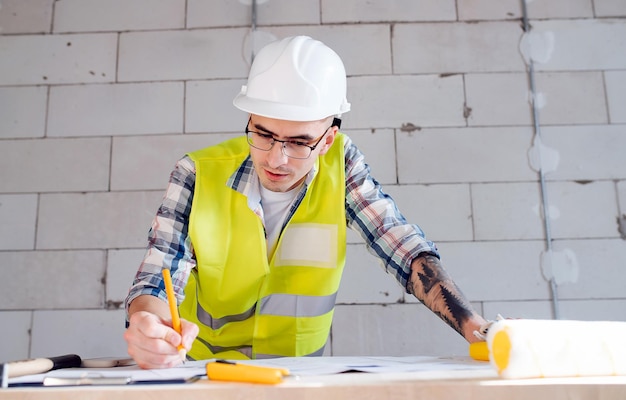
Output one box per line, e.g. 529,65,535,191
238,356,491,375
9,356,493,385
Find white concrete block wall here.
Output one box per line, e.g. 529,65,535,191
393,22,526,73
466,72,610,126
457,0,626,20
0,0,624,362
53,0,187,32
0,138,111,192
48,83,185,137
1,250,106,309
0,86,47,138
323,0,457,23
0,33,118,85
189,0,321,27
542,125,626,180
606,71,626,123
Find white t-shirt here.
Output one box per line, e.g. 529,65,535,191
260,184,301,256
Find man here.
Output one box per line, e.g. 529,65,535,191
124,35,487,369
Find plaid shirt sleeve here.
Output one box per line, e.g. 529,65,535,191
125,155,197,317
343,135,439,292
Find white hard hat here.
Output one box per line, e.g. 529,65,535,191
233,35,350,121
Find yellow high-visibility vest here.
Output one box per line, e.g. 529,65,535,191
181,135,347,360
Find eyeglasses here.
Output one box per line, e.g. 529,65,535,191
245,119,332,160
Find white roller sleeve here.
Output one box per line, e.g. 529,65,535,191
486,319,626,379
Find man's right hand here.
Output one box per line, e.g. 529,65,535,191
124,296,199,369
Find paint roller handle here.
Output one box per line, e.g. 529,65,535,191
469,341,490,361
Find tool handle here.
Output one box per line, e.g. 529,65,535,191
206,361,287,384
469,341,489,361
7,354,82,378
8,358,53,378
50,354,82,370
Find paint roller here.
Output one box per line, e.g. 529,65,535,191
471,319,626,379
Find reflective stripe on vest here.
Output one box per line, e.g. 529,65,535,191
182,134,347,360
259,293,337,317
255,346,326,359
196,292,337,330
195,337,253,359
189,341,325,361
196,303,256,331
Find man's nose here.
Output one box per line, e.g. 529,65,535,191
267,141,288,166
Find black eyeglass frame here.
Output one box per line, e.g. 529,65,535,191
245,118,335,160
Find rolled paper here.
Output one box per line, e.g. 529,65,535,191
486,319,626,379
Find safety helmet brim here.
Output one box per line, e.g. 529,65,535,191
234,88,350,122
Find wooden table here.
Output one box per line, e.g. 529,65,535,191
5,370,626,400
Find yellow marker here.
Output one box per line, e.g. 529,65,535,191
161,269,186,362
206,360,290,384
469,341,490,361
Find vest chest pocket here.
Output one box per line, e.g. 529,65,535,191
274,223,338,268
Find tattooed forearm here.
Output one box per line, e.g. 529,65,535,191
407,254,475,337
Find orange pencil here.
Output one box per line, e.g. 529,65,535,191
161,269,186,362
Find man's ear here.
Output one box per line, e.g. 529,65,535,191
318,126,338,155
